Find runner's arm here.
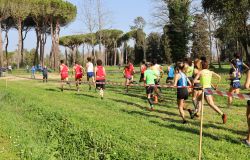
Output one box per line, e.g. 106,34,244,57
173,74,179,87
244,70,250,89
193,71,201,84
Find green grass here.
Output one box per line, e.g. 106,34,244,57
0,68,250,159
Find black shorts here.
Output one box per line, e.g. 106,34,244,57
154,79,160,85
96,80,105,89
43,74,48,79
140,73,144,82
247,100,250,106
146,85,155,94
187,77,193,85
193,83,202,90
177,88,188,100
166,77,174,83
204,88,213,96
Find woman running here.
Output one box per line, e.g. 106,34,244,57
227,59,241,107
193,61,227,124
173,62,192,124
190,58,203,118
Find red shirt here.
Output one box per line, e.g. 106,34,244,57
74,64,83,74
124,68,131,77
96,66,105,80
141,65,146,74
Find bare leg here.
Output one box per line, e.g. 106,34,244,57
178,99,186,122
205,95,223,115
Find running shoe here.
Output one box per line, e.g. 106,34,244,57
182,120,187,124
222,114,227,124
188,109,194,119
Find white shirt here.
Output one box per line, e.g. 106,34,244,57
86,62,94,72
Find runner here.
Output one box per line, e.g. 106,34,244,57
31,65,36,79
60,60,70,92
144,62,157,110
242,69,250,147
73,61,84,92
86,57,95,90
233,52,249,74
193,61,227,124
151,59,164,103
42,65,48,83
226,59,241,107
190,58,202,118
95,59,106,99
166,64,175,84
139,60,146,82
172,62,192,124
128,60,135,82
123,64,133,93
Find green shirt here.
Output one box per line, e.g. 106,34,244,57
186,66,194,77
200,69,212,88
144,69,156,85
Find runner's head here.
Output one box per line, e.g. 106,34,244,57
200,56,207,62
97,59,102,66
230,59,238,68
152,59,157,65
87,57,91,62
174,62,185,73
60,60,64,64
142,60,146,64
194,58,202,70
201,61,209,69
234,52,241,59
145,62,152,69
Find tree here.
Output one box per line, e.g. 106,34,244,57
167,0,191,62
202,0,250,63
0,0,10,67
191,14,210,59
146,32,162,62
130,16,146,30
161,25,172,63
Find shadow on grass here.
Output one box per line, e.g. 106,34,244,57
45,88,60,92
112,98,179,116
149,120,241,144
75,93,96,98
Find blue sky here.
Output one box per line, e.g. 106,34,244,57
6,0,155,53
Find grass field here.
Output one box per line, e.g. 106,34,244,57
0,67,249,159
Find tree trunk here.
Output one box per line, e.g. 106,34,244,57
34,28,40,66
114,42,117,66
54,19,60,69
215,39,221,68
65,47,68,65
17,17,22,69
5,31,9,67
82,45,85,66
0,21,3,67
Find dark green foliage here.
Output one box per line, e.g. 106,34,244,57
167,0,191,62
161,25,172,64
146,32,163,62
191,14,210,59
134,29,146,64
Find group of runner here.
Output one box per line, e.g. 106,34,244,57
57,54,249,147
60,58,106,99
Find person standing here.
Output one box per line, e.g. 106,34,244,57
86,57,95,90
95,59,106,99
42,66,48,83
31,65,36,79
233,52,249,74
60,60,69,92
73,62,84,92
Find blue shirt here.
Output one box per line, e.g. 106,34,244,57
168,66,175,78
177,72,188,87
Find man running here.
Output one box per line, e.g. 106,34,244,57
128,60,135,82
193,61,227,124
144,62,157,110
123,65,133,93
86,57,95,90
95,59,106,99
60,60,69,92
151,59,163,103
73,61,84,92
139,60,146,82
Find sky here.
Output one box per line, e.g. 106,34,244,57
6,0,156,54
